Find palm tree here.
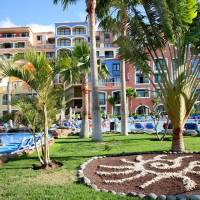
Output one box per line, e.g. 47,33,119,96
73,42,90,138
13,96,44,164
58,42,109,138
117,0,200,152
53,0,103,141
0,50,62,167
96,0,133,136
57,42,90,138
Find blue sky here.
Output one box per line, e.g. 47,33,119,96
0,0,87,31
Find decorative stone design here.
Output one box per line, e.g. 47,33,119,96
78,152,200,200
97,155,200,191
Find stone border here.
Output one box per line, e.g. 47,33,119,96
77,151,200,200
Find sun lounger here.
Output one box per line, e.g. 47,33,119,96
184,123,199,136
133,123,144,133
143,123,155,133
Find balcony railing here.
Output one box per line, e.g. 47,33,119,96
34,44,55,49
99,77,120,86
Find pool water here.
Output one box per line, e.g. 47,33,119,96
0,132,32,146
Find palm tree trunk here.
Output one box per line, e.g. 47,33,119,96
120,10,128,136
80,73,89,138
87,0,102,142
60,85,65,127
43,104,50,165
7,77,13,128
7,77,12,114
172,126,185,152
120,60,128,136
33,131,44,165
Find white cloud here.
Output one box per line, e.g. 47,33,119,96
27,24,54,33
0,18,18,28
0,18,54,33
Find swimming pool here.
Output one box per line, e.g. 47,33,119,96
0,132,32,146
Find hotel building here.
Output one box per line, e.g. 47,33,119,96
0,27,55,117
0,22,199,118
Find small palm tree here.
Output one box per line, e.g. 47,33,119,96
53,0,103,141
13,96,44,164
0,50,62,167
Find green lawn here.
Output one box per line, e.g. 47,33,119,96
0,133,200,200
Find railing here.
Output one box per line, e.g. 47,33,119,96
34,44,55,49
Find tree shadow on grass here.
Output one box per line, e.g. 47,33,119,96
55,137,153,144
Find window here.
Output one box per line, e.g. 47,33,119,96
112,63,120,71
154,59,167,71
113,106,120,115
104,33,110,42
74,38,84,45
2,33,13,38
57,38,71,46
105,51,114,58
1,43,13,49
57,27,71,35
2,94,8,105
136,72,149,84
96,51,100,57
96,42,100,47
3,54,12,59
98,92,106,105
96,35,100,41
15,42,25,48
136,89,149,98
154,73,161,84
113,91,120,104
156,105,165,113
104,43,112,48
73,27,86,35
154,89,161,98
20,32,29,37
46,52,55,58
136,105,149,115
37,35,42,41
172,58,178,69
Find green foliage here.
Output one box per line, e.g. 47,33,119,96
2,113,14,123
107,95,116,106
126,87,137,98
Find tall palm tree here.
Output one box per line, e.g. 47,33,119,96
0,50,62,167
53,0,103,141
117,0,200,152
96,0,133,136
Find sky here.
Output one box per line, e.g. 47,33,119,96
0,0,87,32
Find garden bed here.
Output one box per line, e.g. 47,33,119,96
80,153,200,198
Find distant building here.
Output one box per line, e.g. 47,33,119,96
0,26,55,117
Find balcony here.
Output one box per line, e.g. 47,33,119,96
0,32,29,38
98,77,120,87
57,27,71,36
72,27,86,35
34,44,55,50
57,38,71,47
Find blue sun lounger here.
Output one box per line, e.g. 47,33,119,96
143,123,155,133
0,137,32,155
